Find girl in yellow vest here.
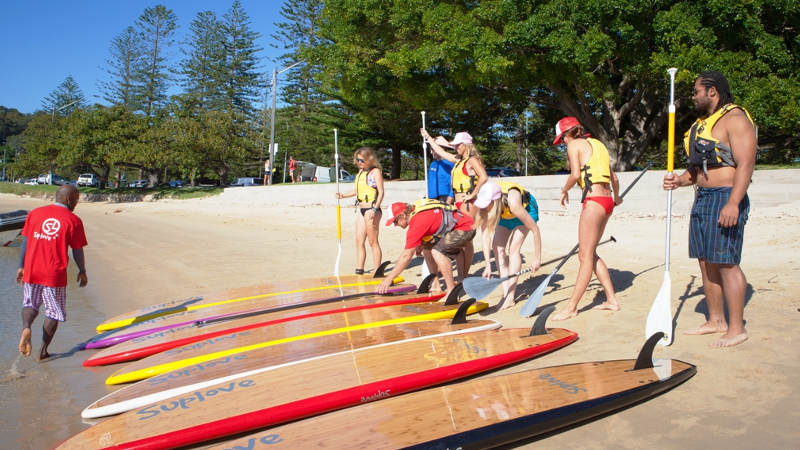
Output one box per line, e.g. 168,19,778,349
421,128,489,281
334,147,384,274
552,117,622,320
474,181,542,310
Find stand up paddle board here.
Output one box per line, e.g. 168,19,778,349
210,332,695,449
60,317,577,449
83,290,442,367
96,264,398,332
104,300,489,384
82,317,502,419
84,284,417,350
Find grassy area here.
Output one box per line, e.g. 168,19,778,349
0,182,222,200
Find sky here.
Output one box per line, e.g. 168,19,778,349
0,0,287,114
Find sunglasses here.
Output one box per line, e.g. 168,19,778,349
356,158,365,163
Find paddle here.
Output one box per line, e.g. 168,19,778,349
519,161,653,317
333,128,342,277
645,68,678,346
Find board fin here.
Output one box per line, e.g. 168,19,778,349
632,332,664,370
444,283,465,305
528,305,555,336
417,273,436,294
450,298,476,324
373,261,390,278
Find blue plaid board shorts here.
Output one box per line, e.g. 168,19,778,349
23,283,68,322
689,187,749,265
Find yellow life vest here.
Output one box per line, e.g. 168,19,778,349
410,198,459,244
684,103,754,176
577,138,611,201
355,169,378,204
498,181,530,219
451,157,476,194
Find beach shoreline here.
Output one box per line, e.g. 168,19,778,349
1,169,799,448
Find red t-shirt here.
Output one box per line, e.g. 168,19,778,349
289,159,297,170
21,204,88,287
404,208,474,249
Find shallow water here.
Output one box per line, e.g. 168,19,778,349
0,247,119,449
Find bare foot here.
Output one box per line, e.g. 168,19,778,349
591,302,620,311
710,331,748,348
497,299,515,311
39,347,51,361
551,310,577,321
683,321,728,335
19,328,32,356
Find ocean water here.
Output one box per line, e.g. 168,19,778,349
0,246,117,449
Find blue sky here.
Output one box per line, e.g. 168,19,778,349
0,1,287,114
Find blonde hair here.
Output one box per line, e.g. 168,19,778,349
474,198,502,235
457,143,484,165
354,147,382,170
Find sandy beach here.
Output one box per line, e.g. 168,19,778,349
1,169,799,449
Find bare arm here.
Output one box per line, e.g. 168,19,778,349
464,158,489,202
376,248,415,293
610,169,622,205
371,168,385,209
719,111,757,227
420,128,458,164
72,247,88,287
560,144,582,207
480,221,494,278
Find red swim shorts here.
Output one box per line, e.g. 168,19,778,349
583,196,615,215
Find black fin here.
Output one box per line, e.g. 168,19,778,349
418,273,436,294
633,332,664,370
451,298,476,324
444,282,464,305
529,305,555,336
373,261,390,278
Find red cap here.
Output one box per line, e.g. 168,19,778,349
385,202,408,226
553,116,581,145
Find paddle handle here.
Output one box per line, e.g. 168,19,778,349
421,111,428,197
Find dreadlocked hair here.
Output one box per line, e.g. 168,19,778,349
698,71,734,107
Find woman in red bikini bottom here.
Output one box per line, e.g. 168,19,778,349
551,116,622,321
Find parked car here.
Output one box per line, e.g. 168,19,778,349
485,167,522,177
339,169,355,182
77,173,100,187
129,179,148,188
229,177,261,187
168,180,186,188
37,174,69,185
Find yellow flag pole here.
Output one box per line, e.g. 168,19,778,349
334,128,342,277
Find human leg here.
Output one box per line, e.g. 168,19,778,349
40,318,59,360
421,247,442,292
498,227,529,310
684,258,729,335
365,210,383,269
710,263,748,347
553,202,606,320
589,213,619,311
20,283,42,357
354,212,367,272
431,249,456,295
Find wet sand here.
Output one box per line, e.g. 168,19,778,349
1,169,799,448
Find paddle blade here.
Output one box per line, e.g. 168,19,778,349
519,270,554,317
462,276,503,300
646,272,673,346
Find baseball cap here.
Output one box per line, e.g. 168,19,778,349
553,116,581,145
385,202,408,226
474,182,502,209
433,136,454,149
450,131,473,147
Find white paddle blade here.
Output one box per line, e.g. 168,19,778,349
462,276,503,300
646,272,673,346
519,271,554,317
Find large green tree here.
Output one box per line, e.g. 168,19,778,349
41,76,85,116
179,11,226,112
135,5,178,117
101,26,144,109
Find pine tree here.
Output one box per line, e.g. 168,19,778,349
100,26,144,110
221,0,262,119
179,11,226,112
41,75,85,116
135,4,178,117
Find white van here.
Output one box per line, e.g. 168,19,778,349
313,166,331,183
77,173,99,187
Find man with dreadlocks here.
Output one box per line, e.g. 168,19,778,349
663,70,757,348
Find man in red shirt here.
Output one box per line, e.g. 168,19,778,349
16,184,88,360
377,201,475,296
289,156,297,183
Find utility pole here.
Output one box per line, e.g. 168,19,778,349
266,60,303,186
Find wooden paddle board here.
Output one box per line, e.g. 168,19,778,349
85,284,417,349
96,270,401,332
104,300,489,384
83,290,442,367
59,327,578,449
209,336,696,449
82,318,502,419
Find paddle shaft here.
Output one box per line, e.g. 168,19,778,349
334,128,342,276
421,111,428,196
665,68,677,271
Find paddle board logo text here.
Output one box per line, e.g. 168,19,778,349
136,379,256,420
146,354,249,385
539,373,586,394
33,218,61,240
218,433,283,449
164,331,253,356
361,389,391,402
